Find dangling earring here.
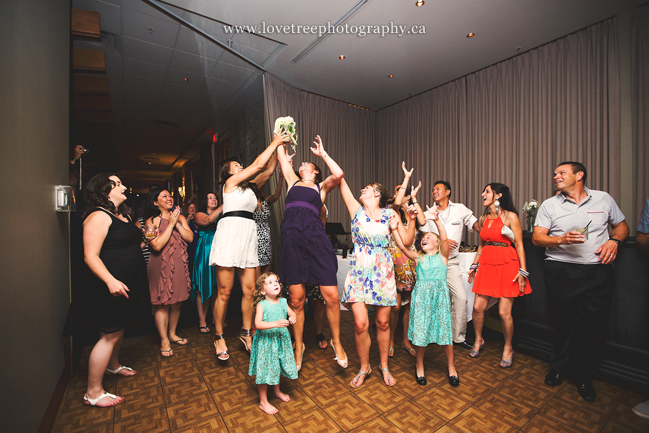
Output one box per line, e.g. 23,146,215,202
494,200,500,212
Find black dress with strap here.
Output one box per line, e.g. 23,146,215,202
86,208,148,334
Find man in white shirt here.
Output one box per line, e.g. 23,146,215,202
418,181,480,349
533,161,628,402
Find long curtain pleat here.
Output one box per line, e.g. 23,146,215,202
632,6,649,231
263,18,622,245
376,19,619,244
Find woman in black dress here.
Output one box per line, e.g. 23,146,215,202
82,174,148,407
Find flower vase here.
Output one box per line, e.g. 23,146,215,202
528,215,535,232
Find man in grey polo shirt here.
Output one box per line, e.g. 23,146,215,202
533,161,628,402
418,180,479,350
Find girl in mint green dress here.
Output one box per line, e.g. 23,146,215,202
249,272,298,415
390,205,459,387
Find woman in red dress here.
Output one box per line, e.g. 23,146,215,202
468,183,531,368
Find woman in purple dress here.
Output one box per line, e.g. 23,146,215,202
276,135,347,371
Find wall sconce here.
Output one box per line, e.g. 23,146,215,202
56,185,76,212
178,186,186,199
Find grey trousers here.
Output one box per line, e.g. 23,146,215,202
447,257,467,343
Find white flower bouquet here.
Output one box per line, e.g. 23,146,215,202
523,199,540,231
273,116,298,152
523,199,539,215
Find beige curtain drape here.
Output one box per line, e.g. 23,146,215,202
264,18,621,245
632,6,649,230
263,73,377,234
376,19,619,244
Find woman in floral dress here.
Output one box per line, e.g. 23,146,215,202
339,174,409,388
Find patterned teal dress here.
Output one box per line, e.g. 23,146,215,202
408,254,452,346
249,298,298,385
342,207,397,307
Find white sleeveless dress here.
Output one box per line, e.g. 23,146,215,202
209,187,259,268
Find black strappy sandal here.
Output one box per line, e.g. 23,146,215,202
214,334,229,361
316,333,328,349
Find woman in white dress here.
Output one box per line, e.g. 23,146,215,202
209,132,289,360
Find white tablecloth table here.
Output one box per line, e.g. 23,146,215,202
336,256,350,310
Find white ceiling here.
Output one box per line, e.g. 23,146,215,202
71,0,645,188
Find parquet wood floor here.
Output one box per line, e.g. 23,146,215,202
53,312,649,432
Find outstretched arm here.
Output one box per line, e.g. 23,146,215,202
251,149,279,190
225,132,289,192
277,143,300,189
312,136,343,198
425,207,449,261
339,178,361,219
389,214,419,262
393,162,413,209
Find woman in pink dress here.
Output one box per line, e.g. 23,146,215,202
146,188,193,357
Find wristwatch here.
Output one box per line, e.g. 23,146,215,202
609,238,622,245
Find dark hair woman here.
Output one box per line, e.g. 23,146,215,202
339,169,411,388
276,135,347,372
468,183,531,368
82,173,147,407
146,188,194,357
209,132,289,361
253,175,284,278
191,192,222,333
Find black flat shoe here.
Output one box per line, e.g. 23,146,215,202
416,376,427,386
577,382,596,402
544,370,563,387
454,341,473,350
448,375,460,387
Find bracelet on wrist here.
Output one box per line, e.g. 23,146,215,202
399,186,407,190
518,268,529,278
609,238,621,246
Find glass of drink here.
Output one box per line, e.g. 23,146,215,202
572,226,589,241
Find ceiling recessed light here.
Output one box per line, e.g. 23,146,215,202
415,1,424,6
339,55,345,60
183,77,189,81
388,75,394,78
467,32,475,38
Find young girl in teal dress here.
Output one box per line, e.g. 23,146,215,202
249,272,298,415
390,205,459,387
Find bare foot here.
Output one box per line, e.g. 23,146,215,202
294,343,305,371
169,335,187,345
381,367,396,386
274,389,290,402
259,401,278,415
448,366,458,377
